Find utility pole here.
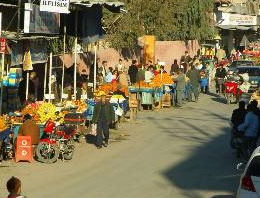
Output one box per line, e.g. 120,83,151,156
17,0,21,38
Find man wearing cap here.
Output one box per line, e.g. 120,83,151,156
92,93,115,149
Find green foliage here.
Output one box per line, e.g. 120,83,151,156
49,36,76,55
103,0,215,50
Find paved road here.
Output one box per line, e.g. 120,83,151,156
0,94,241,198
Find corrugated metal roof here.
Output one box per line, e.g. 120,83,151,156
70,0,124,7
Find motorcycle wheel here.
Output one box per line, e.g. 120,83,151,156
36,142,59,164
63,144,75,160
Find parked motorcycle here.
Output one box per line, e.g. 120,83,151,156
36,120,76,164
0,129,14,161
225,81,242,104
64,113,86,143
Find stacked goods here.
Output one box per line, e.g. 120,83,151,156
110,94,126,103
0,116,8,132
134,81,153,89
21,102,40,121
72,100,88,113
152,73,173,87
162,94,171,107
37,102,57,123
99,82,118,94
99,82,129,96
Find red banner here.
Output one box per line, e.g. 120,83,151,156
0,38,6,54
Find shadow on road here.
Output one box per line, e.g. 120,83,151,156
146,106,240,198
162,130,240,198
211,97,227,105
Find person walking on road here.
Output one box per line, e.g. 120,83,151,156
230,101,247,149
186,65,201,102
215,64,227,94
174,69,186,107
92,93,115,149
238,104,259,160
128,60,138,85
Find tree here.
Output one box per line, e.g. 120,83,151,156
103,0,215,50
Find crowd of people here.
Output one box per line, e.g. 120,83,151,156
86,51,219,108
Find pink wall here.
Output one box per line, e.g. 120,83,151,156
155,40,200,72
81,40,200,72
97,47,138,69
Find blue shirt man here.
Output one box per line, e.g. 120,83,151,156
238,108,259,137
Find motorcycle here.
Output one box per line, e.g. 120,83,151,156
36,120,76,164
0,129,14,161
224,81,243,104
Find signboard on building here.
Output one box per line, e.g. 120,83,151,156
0,38,6,54
217,12,257,26
40,0,70,14
24,3,60,34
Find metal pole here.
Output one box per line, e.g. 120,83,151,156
0,53,4,115
74,11,78,100
43,62,47,100
25,71,29,101
61,19,66,102
49,52,53,102
94,43,97,91
17,0,21,38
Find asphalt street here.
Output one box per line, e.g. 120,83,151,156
0,93,241,198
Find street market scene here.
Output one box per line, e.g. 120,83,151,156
2,0,260,198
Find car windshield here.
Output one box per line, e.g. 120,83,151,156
237,68,260,76
246,156,260,177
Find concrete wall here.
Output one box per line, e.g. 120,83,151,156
155,40,200,72
86,40,200,73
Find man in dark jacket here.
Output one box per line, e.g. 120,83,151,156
92,94,115,149
231,101,247,129
128,60,138,85
174,69,186,107
186,65,201,102
18,114,40,145
215,65,227,94
136,65,146,83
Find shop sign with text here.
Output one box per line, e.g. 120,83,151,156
218,13,257,26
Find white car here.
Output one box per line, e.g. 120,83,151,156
237,146,260,198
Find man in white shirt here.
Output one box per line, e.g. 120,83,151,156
99,61,107,78
115,59,124,72
145,66,155,83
